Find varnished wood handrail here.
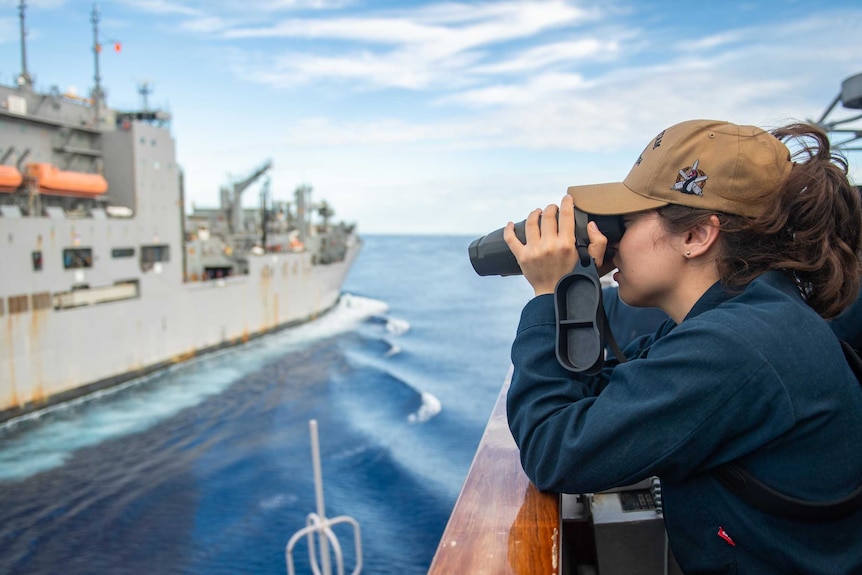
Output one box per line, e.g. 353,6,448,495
428,372,560,575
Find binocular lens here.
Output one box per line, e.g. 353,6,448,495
468,210,624,276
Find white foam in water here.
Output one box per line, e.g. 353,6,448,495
0,293,389,482
383,342,402,357
0,366,241,481
257,293,390,352
385,317,410,336
407,390,442,424
258,493,297,511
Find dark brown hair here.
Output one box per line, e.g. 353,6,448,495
657,122,862,319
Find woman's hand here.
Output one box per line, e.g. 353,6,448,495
503,195,609,296
587,220,613,277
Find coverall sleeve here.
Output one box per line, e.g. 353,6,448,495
506,294,796,494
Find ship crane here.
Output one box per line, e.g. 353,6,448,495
221,159,273,234
317,200,335,230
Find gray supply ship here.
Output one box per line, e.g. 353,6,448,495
0,3,361,424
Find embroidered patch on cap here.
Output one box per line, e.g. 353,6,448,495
672,159,707,197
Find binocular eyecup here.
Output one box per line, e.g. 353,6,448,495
468,209,625,276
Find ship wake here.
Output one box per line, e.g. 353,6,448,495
0,293,391,482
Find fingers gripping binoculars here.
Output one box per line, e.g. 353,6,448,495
467,208,625,277
468,207,628,375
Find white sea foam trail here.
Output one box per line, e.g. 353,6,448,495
408,391,442,424
385,317,410,336
0,292,391,482
384,343,402,358
337,293,390,325
0,365,241,481
267,293,389,349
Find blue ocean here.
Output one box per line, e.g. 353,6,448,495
0,235,533,575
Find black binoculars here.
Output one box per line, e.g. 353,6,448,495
468,208,625,276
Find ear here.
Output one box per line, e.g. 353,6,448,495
684,214,721,258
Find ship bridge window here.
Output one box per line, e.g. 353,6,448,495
63,248,93,269
112,247,135,258
204,266,232,280
140,244,170,271
32,251,43,271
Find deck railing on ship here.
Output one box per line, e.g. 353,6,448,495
427,373,560,575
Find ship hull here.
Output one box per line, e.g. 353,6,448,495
0,241,360,423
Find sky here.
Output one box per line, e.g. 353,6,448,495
2,0,862,235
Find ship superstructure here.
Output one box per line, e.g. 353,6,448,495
0,3,360,423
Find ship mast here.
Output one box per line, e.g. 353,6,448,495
17,0,33,89
138,82,152,112
91,3,104,123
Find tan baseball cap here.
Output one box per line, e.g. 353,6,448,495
567,119,793,218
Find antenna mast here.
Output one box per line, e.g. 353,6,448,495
17,0,33,89
91,4,104,122
138,82,152,112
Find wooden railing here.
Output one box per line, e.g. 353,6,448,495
427,375,560,575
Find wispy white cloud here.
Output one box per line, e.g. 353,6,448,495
116,0,203,17
259,0,354,10
180,15,233,33
119,0,345,16
283,117,455,146
222,0,591,49
439,71,589,106
10,0,861,235
3,0,66,8
472,38,621,75
224,16,449,44
679,30,748,52
247,8,862,157
406,0,594,26
213,1,611,96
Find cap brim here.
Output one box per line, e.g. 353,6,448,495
567,182,668,215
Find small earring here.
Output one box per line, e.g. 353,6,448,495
685,250,691,257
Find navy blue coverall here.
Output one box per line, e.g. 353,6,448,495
508,271,862,574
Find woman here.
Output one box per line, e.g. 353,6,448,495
503,120,862,574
